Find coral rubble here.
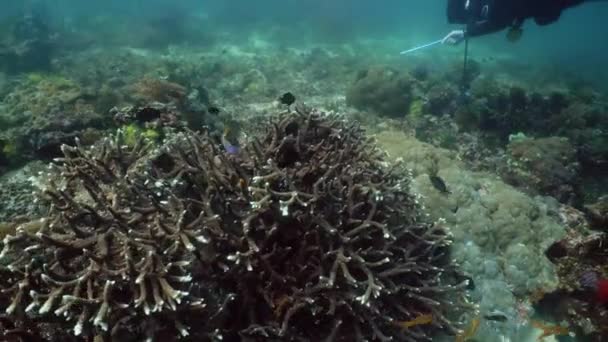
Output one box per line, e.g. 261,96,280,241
0,108,468,341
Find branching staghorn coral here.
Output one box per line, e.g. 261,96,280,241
0,132,207,340
0,106,469,341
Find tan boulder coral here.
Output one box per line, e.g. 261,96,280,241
375,130,568,339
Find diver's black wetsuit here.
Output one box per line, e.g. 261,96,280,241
447,0,585,37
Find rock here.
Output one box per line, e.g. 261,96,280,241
424,83,458,116
584,196,608,230
31,130,80,159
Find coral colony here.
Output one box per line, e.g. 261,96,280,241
0,107,468,341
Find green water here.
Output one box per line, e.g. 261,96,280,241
1,1,607,341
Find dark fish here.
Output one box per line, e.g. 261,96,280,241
429,175,451,194
279,92,296,106
545,241,568,262
208,106,220,115
134,107,161,123
461,275,475,291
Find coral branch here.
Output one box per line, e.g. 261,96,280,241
0,107,468,340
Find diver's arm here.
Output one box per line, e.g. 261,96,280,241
442,20,507,45
465,20,508,37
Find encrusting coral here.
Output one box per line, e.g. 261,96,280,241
0,107,469,341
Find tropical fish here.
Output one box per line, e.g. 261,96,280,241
455,316,480,342
580,270,608,303
429,175,451,194
279,92,296,106
221,126,240,155
392,314,433,330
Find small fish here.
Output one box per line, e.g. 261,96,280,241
580,270,608,303
221,126,240,155
429,175,451,194
208,106,220,115
393,314,433,330
455,316,480,342
279,92,296,106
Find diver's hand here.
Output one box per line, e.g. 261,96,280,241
442,30,466,45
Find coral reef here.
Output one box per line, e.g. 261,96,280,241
0,108,468,341
1,74,91,126
111,104,182,129
458,81,535,137
542,229,608,340
375,130,568,340
423,83,459,117
129,77,187,106
502,136,581,204
584,196,608,230
0,74,107,163
347,66,414,118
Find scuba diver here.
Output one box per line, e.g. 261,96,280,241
443,0,607,45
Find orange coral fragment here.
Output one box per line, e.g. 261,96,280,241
455,316,480,342
531,320,569,341
393,314,433,330
272,294,291,318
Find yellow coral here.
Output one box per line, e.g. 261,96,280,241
122,124,140,147
143,128,160,141
2,140,18,158
121,124,160,147
408,99,424,120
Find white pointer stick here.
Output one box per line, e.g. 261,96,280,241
400,39,443,55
